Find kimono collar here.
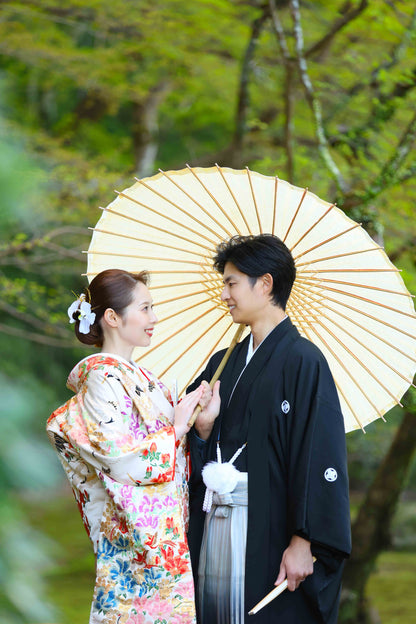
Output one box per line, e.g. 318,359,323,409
67,352,138,392
246,314,288,363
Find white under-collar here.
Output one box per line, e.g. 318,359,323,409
246,334,255,364
246,315,288,364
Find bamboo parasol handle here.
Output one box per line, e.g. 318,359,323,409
248,580,288,616
187,323,246,427
248,557,317,616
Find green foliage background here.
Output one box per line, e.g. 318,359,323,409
0,1,415,622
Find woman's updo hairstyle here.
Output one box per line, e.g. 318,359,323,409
72,269,149,347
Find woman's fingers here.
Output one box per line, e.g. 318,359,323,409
180,387,203,413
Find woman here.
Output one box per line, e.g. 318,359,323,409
47,269,218,624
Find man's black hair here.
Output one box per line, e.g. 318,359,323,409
213,234,296,310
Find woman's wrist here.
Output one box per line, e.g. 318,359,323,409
174,423,190,439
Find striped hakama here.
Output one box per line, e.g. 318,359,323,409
198,475,248,624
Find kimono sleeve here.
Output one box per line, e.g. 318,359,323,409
284,342,351,558
187,350,225,467
70,369,177,486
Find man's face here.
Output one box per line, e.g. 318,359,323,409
221,262,267,326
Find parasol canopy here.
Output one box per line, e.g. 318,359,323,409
86,165,416,433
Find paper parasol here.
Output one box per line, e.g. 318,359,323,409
86,165,416,432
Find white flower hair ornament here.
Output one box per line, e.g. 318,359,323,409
67,294,96,334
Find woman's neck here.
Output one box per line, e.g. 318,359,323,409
101,337,133,363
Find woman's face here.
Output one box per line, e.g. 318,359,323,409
116,281,158,348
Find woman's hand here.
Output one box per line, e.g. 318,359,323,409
174,386,203,439
195,380,221,441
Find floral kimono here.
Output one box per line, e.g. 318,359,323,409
47,353,196,624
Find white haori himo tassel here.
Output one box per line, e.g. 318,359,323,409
202,442,247,512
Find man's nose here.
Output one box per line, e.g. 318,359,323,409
221,286,229,301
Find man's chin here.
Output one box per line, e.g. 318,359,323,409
230,314,246,325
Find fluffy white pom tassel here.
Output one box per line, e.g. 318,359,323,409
202,461,240,496
202,461,240,513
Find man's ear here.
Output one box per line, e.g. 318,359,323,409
261,273,274,297
102,308,119,328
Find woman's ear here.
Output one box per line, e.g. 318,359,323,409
102,308,119,329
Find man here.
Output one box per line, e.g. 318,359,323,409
188,234,351,624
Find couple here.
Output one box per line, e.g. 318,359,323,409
47,234,351,624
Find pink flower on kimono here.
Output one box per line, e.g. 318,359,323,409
136,514,159,529
162,495,177,509
138,495,152,513
129,417,146,440
124,395,133,409
125,615,142,624
144,595,174,618
115,433,135,449
69,425,90,447
128,597,149,619
138,495,162,514
119,485,138,512
173,577,194,598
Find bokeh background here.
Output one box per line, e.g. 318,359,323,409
0,2,415,623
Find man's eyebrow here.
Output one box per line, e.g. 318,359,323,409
223,275,237,284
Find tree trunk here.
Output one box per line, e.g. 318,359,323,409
339,393,416,624
230,4,270,165
132,82,170,178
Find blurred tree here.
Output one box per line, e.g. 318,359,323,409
340,389,416,624
0,132,64,624
0,372,63,624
